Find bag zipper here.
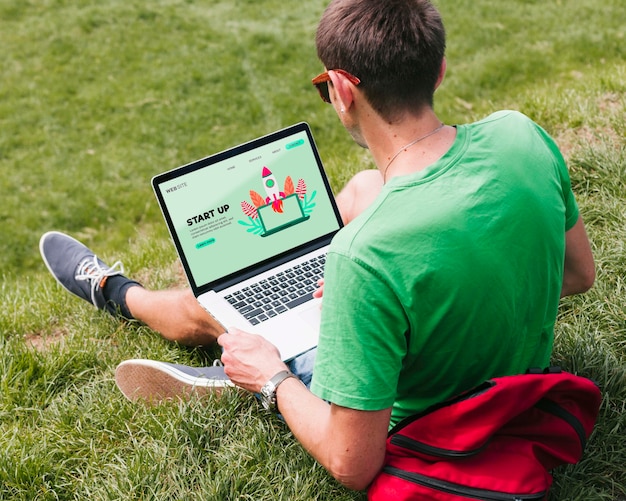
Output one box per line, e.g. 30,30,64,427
383,466,546,501
534,397,587,451
390,434,488,458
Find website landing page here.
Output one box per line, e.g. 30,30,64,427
158,131,340,287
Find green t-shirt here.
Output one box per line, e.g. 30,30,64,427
310,111,579,428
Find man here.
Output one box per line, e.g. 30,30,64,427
40,0,595,491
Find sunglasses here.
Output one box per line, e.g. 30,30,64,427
311,69,361,103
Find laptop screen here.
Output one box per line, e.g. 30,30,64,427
152,123,343,293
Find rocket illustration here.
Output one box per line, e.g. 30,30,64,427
262,166,285,212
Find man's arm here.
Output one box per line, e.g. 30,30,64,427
218,329,391,491
276,379,390,490
561,216,595,298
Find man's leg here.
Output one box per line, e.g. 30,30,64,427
39,231,221,346
40,172,381,343
125,287,223,346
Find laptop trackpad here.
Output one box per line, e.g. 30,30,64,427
298,301,322,330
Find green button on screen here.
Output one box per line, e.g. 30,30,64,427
286,139,305,150
196,238,216,249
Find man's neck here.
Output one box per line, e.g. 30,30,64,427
360,109,453,182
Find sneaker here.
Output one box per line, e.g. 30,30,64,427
115,359,235,403
39,231,126,316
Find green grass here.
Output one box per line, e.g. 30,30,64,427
1,0,625,499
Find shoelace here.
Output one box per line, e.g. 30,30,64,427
75,255,124,305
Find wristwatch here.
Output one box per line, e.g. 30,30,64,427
260,370,300,412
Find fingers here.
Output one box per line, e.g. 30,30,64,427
313,279,324,298
217,327,286,391
217,327,244,348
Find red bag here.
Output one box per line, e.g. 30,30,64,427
368,368,602,501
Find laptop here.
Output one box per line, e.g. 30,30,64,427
152,122,344,361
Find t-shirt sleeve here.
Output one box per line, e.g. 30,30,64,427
310,250,408,411
553,145,579,231
530,120,579,230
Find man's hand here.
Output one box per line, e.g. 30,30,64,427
217,328,288,393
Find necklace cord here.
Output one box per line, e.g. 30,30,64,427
383,123,445,183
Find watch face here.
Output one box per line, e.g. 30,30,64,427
260,383,276,411
260,371,293,412
261,385,271,397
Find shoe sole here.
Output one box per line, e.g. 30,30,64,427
115,359,234,403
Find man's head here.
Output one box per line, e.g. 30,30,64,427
315,0,446,121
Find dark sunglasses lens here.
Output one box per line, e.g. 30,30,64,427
316,82,331,103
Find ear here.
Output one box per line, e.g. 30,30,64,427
328,69,356,113
434,58,447,90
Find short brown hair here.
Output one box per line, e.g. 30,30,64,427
316,0,446,120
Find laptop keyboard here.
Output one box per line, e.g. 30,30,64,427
224,254,326,325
